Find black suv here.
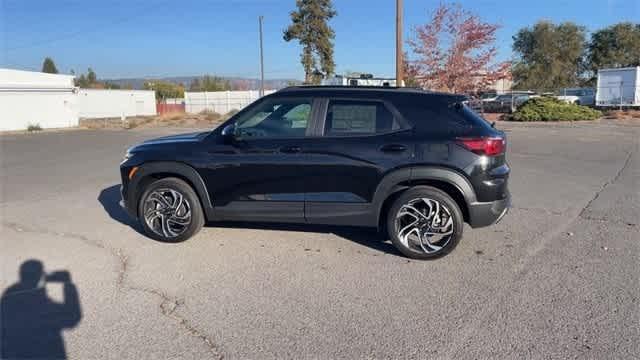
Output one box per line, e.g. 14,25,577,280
120,86,510,259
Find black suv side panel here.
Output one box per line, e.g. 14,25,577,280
121,87,510,234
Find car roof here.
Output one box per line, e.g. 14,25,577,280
274,85,466,102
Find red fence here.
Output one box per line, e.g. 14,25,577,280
156,103,185,115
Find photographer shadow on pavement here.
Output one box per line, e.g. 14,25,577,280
1,259,82,360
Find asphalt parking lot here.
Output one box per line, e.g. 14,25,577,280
1,120,638,359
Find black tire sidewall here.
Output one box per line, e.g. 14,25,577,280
137,177,205,243
386,186,464,259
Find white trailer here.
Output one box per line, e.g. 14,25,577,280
596,67,640,107
322,75,397,87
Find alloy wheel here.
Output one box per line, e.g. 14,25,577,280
394,197,455,254
143,188,192,238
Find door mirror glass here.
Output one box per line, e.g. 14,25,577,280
221,123,237,141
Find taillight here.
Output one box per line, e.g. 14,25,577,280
456,137,505,156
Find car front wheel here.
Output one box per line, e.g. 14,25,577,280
387,186,464,259
137,177,204,242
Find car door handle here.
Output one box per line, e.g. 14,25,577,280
380,144,407,153
280,146,302,154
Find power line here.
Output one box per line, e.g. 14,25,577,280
5,6,160,52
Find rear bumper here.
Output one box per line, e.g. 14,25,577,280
467,192,511,228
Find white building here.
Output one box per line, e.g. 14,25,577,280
77,89,156,118
0,68,78,131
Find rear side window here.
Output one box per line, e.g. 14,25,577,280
324,100,402,136
394,98,493,136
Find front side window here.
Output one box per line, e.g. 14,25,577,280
235,97,311,138
324,100,401,136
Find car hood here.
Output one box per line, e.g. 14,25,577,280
127,131,210,154
141,131,209,145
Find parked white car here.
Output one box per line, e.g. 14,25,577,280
556,88,595,106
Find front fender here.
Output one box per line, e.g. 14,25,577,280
126,161,214,219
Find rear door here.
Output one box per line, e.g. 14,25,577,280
303,97,414,226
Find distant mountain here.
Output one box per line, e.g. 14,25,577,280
103,76,300,91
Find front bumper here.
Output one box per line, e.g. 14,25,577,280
120,185,138,219
467,193,511,228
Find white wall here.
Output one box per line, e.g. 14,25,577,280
185,90,276,114
0,90,78,131
77,89,157,118
1,69,78,131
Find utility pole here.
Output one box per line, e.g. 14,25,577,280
395,0,403,87
259,16,265,97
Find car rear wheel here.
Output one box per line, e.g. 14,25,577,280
387,186,463,259
138,177,204,243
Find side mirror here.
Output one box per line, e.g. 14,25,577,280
221,123,237,143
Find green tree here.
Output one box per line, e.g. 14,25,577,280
189,78,201,91
587,22,640,75
104,82,121,90
145,80,185,100
41,57,58,74
86,68,97,85
512,21,587,90
189,75,230,92
75,74,88,88
283,0,337,84
73,68,100,88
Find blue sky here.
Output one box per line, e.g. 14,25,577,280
1,0,637,80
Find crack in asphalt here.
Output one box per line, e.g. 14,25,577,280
444,146,637,358
1,221,224,359
579,215,637,227
578,149,634,220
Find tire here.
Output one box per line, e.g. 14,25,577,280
386,186,464,259
137,177,204,243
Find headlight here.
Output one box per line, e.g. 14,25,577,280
121,151,134,164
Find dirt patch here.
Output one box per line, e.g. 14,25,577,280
79,111,232,130
602,109,640,120
481,113,506,122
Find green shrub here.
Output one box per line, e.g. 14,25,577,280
511,97,601,122
27,123,42,132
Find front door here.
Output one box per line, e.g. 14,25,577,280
202,96,317,223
